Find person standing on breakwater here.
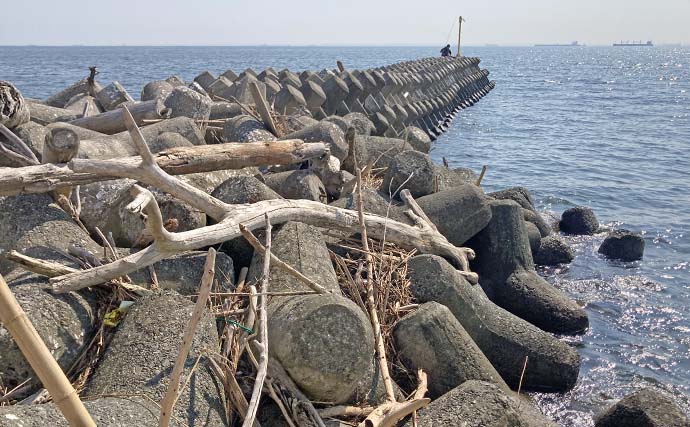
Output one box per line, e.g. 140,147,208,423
440,44,452,57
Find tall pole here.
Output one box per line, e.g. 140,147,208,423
456,16,463,57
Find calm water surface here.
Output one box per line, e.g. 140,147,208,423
1,45,688,426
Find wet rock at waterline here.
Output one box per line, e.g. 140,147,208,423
598,229,645,262
559,205,600,235
534,235,574,266
594,388,690,427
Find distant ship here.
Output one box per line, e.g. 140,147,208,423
535,41,581,47
613,40,653,47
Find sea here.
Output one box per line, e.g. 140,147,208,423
1,45,689,426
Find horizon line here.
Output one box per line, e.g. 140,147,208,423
0,43,685,48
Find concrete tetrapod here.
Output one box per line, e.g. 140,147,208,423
408,254,581,392
83,292,226,426
467,200,589,335
393,302,510,398
406,380,557,427
247,221,376,404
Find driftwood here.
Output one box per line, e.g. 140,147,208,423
40,108,475,304
0,139,327,196
69,100,171,134
0,273,95,426
0,81,30,128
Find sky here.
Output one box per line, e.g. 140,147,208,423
0,0,688,46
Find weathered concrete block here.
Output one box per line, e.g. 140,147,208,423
206,76,235,100
490,187,551,237
273,85,307,115
0,397,158,427
0,275,97,398
300,80,327,111
382,150,435,199
594,388,690,427
84,292,226,426
44,78,90,108
401,126,431,153
0,193,101,276
408,255,581,392
415,185,492,247
140,80,174,102
148,131,194,153
407,380,557,427
128,251,234,294
433,166,478,191
164,86,212,120
394,302,509,398
321,74,349,115
534,235,574,266
281,121,347,161
64,93,101,116
96,81,134,111
263,170,327,202
165,75,186,87
193,70,216,90
247,222,375,403
114,116,205,146
343,112,374,136
223,114,276,142
468,200,589,334
211,175,281,268
221,69,239,82
209,101,243,120
26,101,78,125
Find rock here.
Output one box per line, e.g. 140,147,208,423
281,121,347,161
140,80,173,102
598,229,645,261
0,193,101,276
223,114,275,143
468,200,588,334
408,255,581,391
96,81,134,111
263,170,327,202
164,86,212,121
0,275,97,398
0,397,158,427
394,302,509,398
128,251,234,294
382,150,435,199
594,388,690,427
84,292,226,426
559,206,599,235
400,126,431,153
211,175,281,268
415,185,492,247
247,222,375,403
408,380,557,427
490,187,551,237
323,115,349,133
534,235,574,265
165,75,186,87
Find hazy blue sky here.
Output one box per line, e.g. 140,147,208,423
1,0,688,46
